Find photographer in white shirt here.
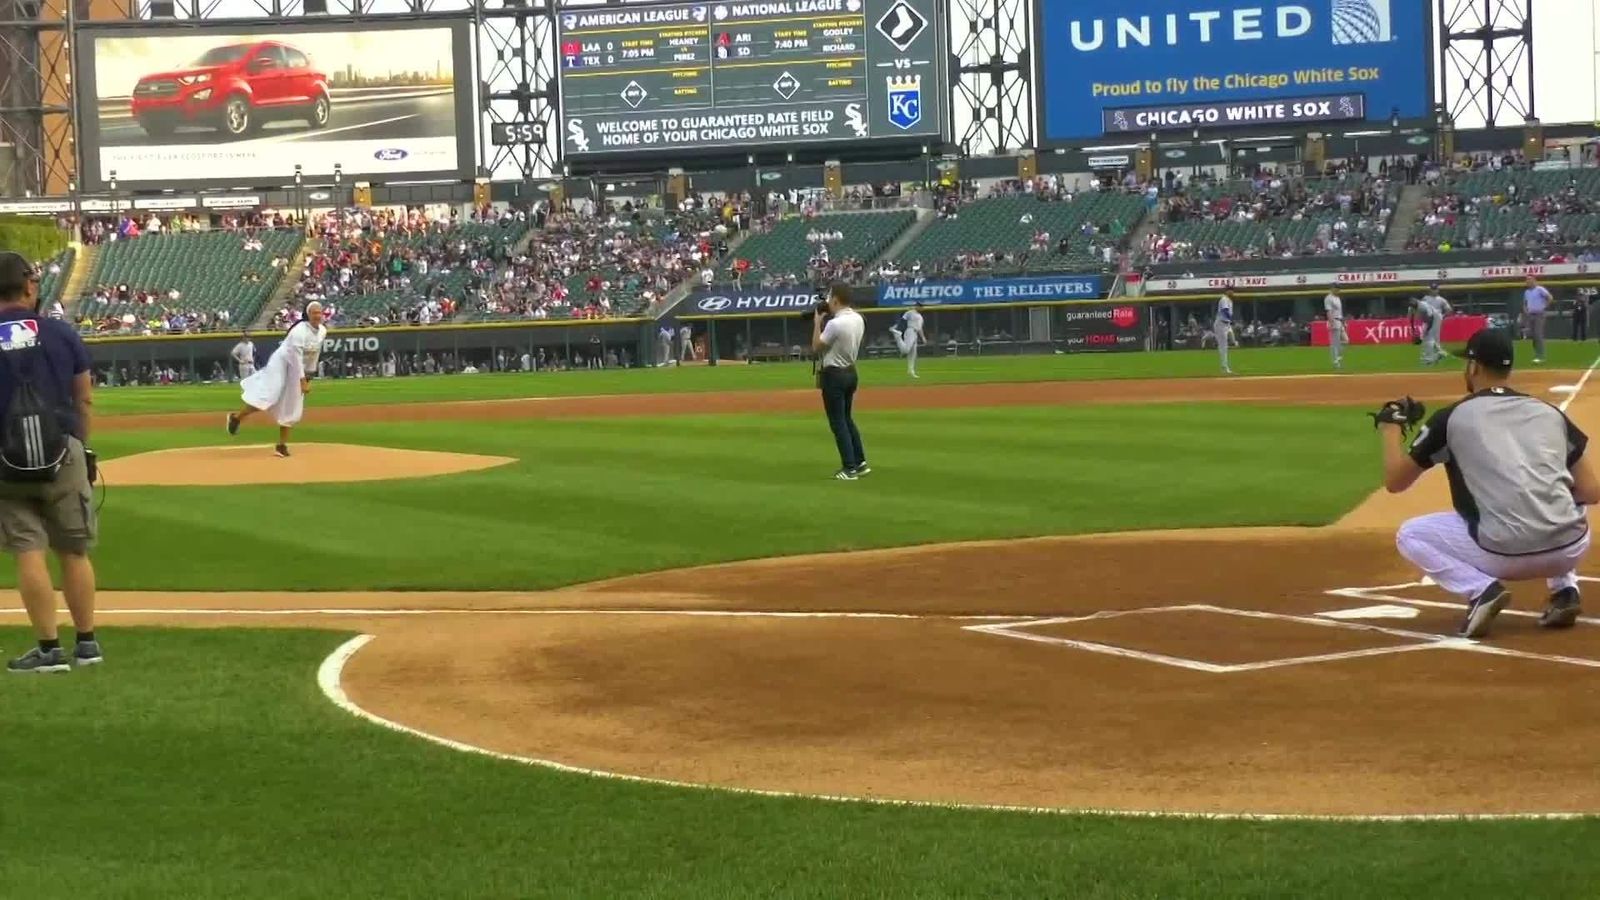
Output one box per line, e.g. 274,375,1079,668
812,284,868,480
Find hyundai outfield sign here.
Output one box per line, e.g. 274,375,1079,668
687,289,821,316
877,275,1104,308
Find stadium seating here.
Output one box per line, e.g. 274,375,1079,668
77,230,301,328
726,210,916,281
37,248,73,308
1146,174,1397,262
323,220,530,325
1411,167,1600,250
894,193,1145,273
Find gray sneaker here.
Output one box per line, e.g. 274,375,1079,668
74,640,103,666
8,647,71,674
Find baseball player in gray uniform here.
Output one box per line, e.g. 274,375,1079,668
1214,289,1236,374
1324,288,1347,369
891,303,927,378
230,333,257,381
1416,286,1452,365
1381,329,1598,638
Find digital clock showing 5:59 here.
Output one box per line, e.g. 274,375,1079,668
490,121,547,146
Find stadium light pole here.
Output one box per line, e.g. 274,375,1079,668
108,171,118,220
333,163,343,232
294,165,303,223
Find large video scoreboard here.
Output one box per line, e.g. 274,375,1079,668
556,0,945,157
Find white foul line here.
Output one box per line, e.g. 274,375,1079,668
315,634,1599,822
1559,350,1600,413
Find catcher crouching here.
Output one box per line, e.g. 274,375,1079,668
1375,329,1600,639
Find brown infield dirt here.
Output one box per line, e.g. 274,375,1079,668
25,369,1600,817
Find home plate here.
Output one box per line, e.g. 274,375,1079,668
1317,605,1421,621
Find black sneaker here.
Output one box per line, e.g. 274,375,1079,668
1540,587,1582,629
833,469,858,481
1460,581,1511,639
226,413,240,436
275,444,291,458
8,647,71,674
850,463,872,477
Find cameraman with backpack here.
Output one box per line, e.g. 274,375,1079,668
0,251,99,673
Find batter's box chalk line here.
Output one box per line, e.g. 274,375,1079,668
968,601,1600,672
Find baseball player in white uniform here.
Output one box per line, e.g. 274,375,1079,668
891,303,927,378
1324,288,1347,369
1416,287,1452,365
230,333,257,381
1215,289,1237,374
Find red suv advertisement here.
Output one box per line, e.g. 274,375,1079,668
130,41,330,139
86,26,463,186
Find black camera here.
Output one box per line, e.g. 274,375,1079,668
798,297,831,322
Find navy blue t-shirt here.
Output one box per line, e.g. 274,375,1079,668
0,309,91,440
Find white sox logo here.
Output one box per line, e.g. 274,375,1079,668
567,119,591,153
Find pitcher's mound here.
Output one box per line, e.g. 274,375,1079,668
101,443,516,486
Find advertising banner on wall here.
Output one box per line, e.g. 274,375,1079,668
685,288,824,317
1059,303,1145,352
1309,315,1489,347
1034,0,1431,143
77,23,474,189
1147,262,1600,294
877,275,1105,308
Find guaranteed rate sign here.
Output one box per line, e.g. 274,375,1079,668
556,0,945,156
1035,0,1430,142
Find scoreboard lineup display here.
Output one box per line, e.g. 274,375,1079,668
557,0,944,156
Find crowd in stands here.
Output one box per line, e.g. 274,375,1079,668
1142,170,1396,263
1407,164,1600,253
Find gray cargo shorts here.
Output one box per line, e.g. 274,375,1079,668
0,436,96,554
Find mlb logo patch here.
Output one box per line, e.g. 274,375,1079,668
1331,0,1392,45
0,319,39,352
887,75,922,130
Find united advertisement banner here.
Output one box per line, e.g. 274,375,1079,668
1310,315,1489,347
76,22,474,189
1035,0,1430,143
877,275,1104,308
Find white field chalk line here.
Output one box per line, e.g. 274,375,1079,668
0,606,1038,622
1558,350,1600,413
315,634,1598,822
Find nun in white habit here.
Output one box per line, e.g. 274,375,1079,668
226,301,327,457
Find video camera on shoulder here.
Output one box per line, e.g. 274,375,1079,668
798,288,831,322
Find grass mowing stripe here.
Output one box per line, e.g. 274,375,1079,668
2,625,1599,898
33,404,1381,592
88,341,1596,416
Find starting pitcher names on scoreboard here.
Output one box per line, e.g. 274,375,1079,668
557,0,943,156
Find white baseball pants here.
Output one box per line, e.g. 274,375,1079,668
1396,512,1589,599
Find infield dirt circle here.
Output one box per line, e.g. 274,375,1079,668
56,372,1600,817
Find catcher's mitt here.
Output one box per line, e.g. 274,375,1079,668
1370,396,1426,433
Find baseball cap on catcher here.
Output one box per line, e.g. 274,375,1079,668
1465,328,1514,370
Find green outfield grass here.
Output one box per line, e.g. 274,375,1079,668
80,403,1375,591
2,626,1599,899
90,340,1600,415
2,345,1597,897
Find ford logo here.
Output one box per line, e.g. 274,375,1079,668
699,296,733,312
374,148,409,161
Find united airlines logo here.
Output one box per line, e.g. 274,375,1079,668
887,75,922,130
1330,0,1391,44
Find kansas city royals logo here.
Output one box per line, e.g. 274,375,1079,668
886,75,922,130
0,320,38,352
1330,0,1392,45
